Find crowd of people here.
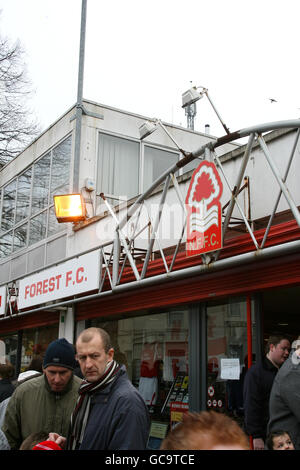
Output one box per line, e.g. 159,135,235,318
0,328,150,451
0,329,298,451
243,334,299,450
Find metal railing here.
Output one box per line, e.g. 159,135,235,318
2,119,300,318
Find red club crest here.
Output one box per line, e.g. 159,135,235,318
185,161,223,256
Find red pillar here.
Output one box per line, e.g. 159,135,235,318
247,294,253,450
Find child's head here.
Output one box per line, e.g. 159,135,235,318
266,431,295,450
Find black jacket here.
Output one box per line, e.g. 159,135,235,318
78,366,150,450
0,379,15,403
243,356,278,439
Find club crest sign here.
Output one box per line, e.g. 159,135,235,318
185,161,223,256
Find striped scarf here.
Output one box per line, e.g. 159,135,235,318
66,360,120,450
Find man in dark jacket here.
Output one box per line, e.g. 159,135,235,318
243,335,290,450
50,327,150,450
0,361,15,403
268,339,300,449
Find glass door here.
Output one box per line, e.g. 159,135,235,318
206,296,256,426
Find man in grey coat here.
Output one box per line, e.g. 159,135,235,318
268,338,300,449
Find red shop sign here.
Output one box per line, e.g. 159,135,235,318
185,161,223,257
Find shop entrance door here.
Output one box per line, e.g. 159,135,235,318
206,296,256,426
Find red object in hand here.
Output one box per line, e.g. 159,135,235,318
32,440,62,450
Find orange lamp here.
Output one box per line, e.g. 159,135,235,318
53,194,86,223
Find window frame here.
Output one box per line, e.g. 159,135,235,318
96,131,181,211
0,134,72,260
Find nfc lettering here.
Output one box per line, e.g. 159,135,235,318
187,232,219,252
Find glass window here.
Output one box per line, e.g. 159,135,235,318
0,231,13,258
13,223,28,252
0,333,18,371
0,136,72,260
143,146,179,191
50,136,72,198
31,153,50,215
15,169,32,224
97,134,140,203
1,180,17,232
206,297,256,423
48,205,65,237
21,324,59,372
29,211,47,246
91,308,189,434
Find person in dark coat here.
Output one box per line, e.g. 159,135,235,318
243,335,290,450
268,339,300,449
0,361,15,403
49,327,150,450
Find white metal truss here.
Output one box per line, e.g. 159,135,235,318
103,119,300,279
1,119,300,318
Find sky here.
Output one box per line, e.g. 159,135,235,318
1,0,300,140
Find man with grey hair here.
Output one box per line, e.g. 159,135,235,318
50,327,150,450
268,337,300,449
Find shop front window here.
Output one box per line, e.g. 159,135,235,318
21,324,59,372
90,308,189,448
206,297,256,424
0,333,18,370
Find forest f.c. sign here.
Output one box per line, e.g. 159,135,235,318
185,161,223,257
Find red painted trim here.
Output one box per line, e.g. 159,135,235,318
0,310,59,335
247,295,252,370
1,219,299,330
102,219,300,289
76,251,300,321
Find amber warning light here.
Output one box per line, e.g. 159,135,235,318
53,194,86,223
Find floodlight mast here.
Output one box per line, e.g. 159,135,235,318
182,86,230,135
73,0,87,193
185,102,197,130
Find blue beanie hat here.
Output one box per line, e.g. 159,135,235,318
43,338,76,370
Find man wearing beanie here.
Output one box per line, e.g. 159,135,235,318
2,338,82,450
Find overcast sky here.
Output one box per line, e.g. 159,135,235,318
1,0,300,140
